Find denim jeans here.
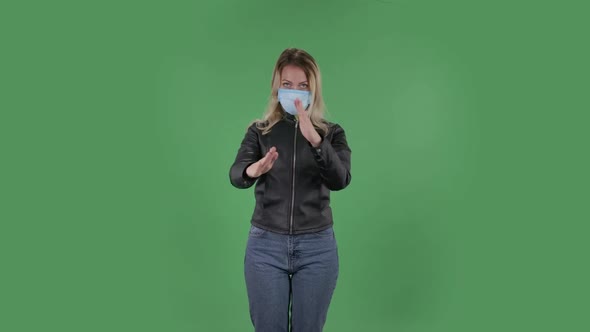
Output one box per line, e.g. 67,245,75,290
244,224,339,332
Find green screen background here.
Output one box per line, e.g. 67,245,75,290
2,0,588,331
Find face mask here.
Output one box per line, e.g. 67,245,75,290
278,88,311,115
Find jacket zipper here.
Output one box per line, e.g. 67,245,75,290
289,120,298,234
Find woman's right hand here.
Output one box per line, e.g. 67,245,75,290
246,146,279,178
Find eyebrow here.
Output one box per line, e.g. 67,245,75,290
281,79,308,84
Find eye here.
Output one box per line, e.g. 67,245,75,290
282,82,291,87
300,83,309,88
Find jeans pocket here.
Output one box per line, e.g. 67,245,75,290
249,225,267,237
311,226,334,238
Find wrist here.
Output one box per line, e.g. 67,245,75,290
310,136,322,148
245,163,259,178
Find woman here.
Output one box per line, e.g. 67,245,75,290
229,48,352,332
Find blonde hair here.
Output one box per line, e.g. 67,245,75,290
250,48,329,136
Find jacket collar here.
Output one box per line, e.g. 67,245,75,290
282,111,297,122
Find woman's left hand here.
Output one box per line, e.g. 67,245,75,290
294,98,322,148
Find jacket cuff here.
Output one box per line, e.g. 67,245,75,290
241,162,258,185
309,137,329,160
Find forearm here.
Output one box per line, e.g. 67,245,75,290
309,138,351,191
229,125,261,189
230,161,257,189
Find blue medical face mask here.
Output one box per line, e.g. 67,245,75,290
278,88,311,115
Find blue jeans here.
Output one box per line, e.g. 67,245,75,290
244,224,339,332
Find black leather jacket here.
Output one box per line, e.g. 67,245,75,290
229,112,352,235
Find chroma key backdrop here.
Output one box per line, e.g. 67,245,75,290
1,0,588,331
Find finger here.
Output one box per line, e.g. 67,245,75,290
258,158,268,171
265,146,275,156
262,147,276,160
261,148,278,167
267,150,277,160
294,98,305,115
263,155,277,171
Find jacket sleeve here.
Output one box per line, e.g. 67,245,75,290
308,124,352,191
229,124,262,189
